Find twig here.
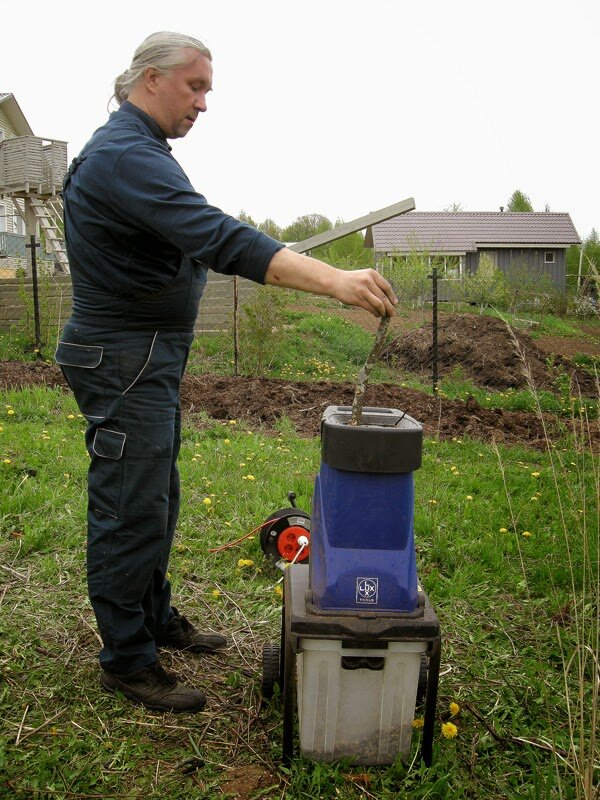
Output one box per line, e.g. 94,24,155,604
18,709,65,743
15,704,29,745
350,314,390,425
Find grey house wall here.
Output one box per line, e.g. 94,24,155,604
476,248,566,291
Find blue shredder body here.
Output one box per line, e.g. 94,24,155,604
309,406,423,614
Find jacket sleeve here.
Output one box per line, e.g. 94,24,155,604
108,141,284,284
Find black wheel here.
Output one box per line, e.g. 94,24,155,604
262,643,281,699
259,507,311,566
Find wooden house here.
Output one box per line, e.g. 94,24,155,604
365,211,581,292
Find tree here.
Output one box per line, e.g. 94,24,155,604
444,202,463,212
236,210,257,228
281,213,332,243
507,190,534,212
258,218,282,240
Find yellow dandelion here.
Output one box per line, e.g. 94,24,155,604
239,462,246,467
531,471,541,478
238,559,254,568
522,530,532,537
412,717,424,729
223,439,231,445
441,722,458,739
499,527,508,533
211,589,221,598
7,409,15,416
67,414,75,419
274,585,283,597
465,495,473,501
3,458,11,465
229,419,237,425
530,496,538,502
428,499,437,505
449,701,460,716
246,474,255,481
202,497,212,506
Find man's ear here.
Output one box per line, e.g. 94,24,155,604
143,67,161,94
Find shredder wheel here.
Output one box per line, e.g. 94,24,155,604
261,643,281,698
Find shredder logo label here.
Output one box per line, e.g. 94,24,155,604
356,577,379,605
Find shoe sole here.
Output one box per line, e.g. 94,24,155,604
156,641,227,654
100,674,206,713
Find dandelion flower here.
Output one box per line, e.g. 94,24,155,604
449,702,460,716
223,439,231,445
412,718,425,729
530,496,538,502
67,414,75,419
3,458,11,465
441,722,458,739
531,471,541,478
211,589,221,598
202,497,212,506
229,419,237,425
238,559,254,568
522,530,531,537
499,527,508,533
466,495,473,501
274,585,283,597
428,499,437,505
7,410,15,416
245,474,256,481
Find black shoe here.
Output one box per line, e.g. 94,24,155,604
156,607,227,653
100,662,206,712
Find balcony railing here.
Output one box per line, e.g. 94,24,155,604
0,136,67,197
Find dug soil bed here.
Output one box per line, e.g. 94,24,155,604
382,313,597,395
2,360,586,449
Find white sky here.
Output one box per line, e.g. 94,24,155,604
4,0,598,238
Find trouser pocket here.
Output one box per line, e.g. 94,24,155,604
89,427,127,518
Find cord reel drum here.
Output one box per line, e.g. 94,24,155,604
259,493,311,567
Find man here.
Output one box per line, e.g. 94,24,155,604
56,32,397,713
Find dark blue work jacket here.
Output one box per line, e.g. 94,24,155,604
62,101,284,331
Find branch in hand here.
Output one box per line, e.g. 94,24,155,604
350,315,391,425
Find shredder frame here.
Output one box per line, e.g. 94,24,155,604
280,564,441,766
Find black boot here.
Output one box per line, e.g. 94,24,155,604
100,662,206,712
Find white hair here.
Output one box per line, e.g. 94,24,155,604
112,32,212,106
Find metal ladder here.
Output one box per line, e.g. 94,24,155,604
28,197,69,274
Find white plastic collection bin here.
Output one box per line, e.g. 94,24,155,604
296,638,427,765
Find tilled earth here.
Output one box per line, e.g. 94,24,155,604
0,359,589,449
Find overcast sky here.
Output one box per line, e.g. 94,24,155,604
4,0,598,238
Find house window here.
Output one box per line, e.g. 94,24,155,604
545,251,555,264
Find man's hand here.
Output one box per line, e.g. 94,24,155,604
265,249,397,317
328,268,397,317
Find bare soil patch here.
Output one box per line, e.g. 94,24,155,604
1,359,583,449
382,313,597,395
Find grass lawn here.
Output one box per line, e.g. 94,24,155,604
0,381,597,799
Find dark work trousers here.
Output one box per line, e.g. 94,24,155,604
56,323,193,674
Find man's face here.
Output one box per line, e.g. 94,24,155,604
150,49,213,139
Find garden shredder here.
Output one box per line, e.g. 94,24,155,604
261,405,441,766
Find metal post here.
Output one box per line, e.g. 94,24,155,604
25,235,42,357
429,267,439,393
233,276,240,376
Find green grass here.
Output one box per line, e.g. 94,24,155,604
0,387,598,798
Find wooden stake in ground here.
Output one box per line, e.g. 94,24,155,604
350,314,391,425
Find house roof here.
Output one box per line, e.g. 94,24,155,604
365,211,581,253
0,93,34,136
